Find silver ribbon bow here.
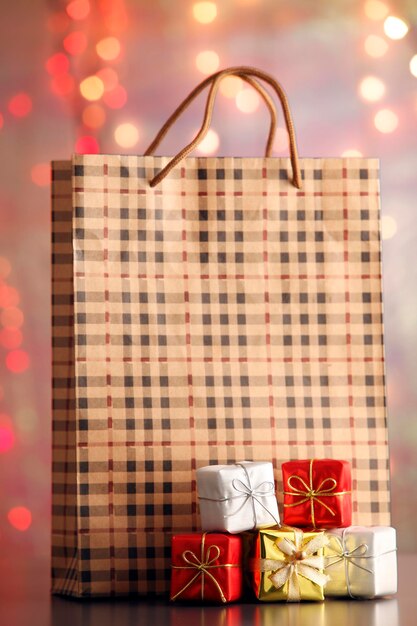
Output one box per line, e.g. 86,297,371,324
259,530,329,602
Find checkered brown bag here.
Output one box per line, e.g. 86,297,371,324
51,67,391,597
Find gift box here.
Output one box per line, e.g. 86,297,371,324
324,526,397,598
170,532,243,603
197,461,280,533
251,527,329,602
282,459,352,528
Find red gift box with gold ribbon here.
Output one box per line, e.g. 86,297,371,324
282,459,352,528
170,533,243,603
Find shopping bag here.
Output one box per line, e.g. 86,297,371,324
51,66,390,597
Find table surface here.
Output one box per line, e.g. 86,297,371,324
0,553,414,626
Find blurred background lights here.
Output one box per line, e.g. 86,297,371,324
96,36,121,61
364,0,389,20
7,507,32,532
195,50,220,74
236,87,260,113
341,149,363,157
50,74,75,97
63,31,88,56
381,215,398,240
384,16,409,40
0,425,15,453
82,104,106,129
410,55,417,78
196,128,219,154
0,328,23,350
103,84,127,109
114,122,139,148
30,163,50,187
1,307,24,329
0,113,3,130
359,76,386,102
6,350,30,373
75,135,99,154
364,35,388,58
96,68,119,92
47,11,70,34
45,53,69,76
0,284,19,308
79,75,104,101
66,0,90,21
8,93,32,118
219,75,243,98
193,2,217,24
374,108,398,133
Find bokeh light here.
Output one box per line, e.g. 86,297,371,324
75,135,100,154
195,50,220,74
45,53,69,76
0,425,15,453
114,123,139,148
103,85,127,109
219,76,243,98
359,76,386,102
0,284,19,308
381,215,398,240
31,163,50,187
193,2,217,24
0,113,3,130
196,128,219,154
63,31,88,56
7,507,32,532
82,104,106,129
1,307,24,329
341,149,363,157
97,68,119,92
0,328,23,350
8,93,32,118
364,1,389,21
47,11,70,34
384,16,409,40
236,88,260,113
79,75,104,101
6,350,30,373
66,0,90,21
410,55,417,78
50,74,75,97
364,35,388,58
374,108,398,133
96,36,121,61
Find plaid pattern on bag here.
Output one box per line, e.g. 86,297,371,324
51,154,390,597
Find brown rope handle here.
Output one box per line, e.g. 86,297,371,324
148,66,302,189
145,73,277,159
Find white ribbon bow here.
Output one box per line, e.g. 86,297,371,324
259,530,329,602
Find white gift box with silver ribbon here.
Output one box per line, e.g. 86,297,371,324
324,526,397,598
196,461,280,533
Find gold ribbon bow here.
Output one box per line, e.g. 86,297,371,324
283,459,350,528
171,532,239,603
259,530,329,602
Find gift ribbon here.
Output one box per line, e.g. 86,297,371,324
170,532,239,603
325,527,397,599
283,459,350,528
199,463,279,528
258,529,329,602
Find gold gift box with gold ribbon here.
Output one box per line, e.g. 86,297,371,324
252,527,328,602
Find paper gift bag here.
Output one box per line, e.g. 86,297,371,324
51,66,391,597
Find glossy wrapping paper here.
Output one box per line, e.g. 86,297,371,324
170,533,243,603
282,459,352,528
197,461,280,533
324,526,397,598
252,528,327,602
